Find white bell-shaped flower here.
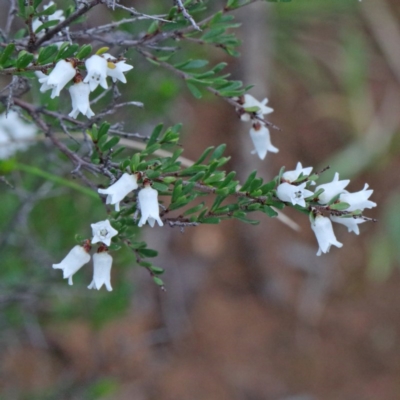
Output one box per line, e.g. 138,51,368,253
102,53,133,84
240,94,273,122
339,184,376,212
68,81,95,119
282,162,314,184
91,219,118,246
276,182,314,208
311,215,343,256
98,173,138,211
330,215,366,235
316,172,350,205
249,123,278,160
88,251,113,291
83,55,108,91
39,59,76,98
0,111,37,159
138,184,163,227
52,245,91,285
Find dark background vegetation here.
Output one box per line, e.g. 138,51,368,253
1,0,400,399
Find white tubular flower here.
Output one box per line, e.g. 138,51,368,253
39,59,76,98
276,182,313,208
88,252,113,291
249,123,278,160
282,162,314,184
330,215,366,235
84,55,108,91
102,53,133,84
316,172,350,204
98,173,138,211
311,215,343,256
91,219,118,246
240,94,274,122
68,81,95,119
52,245,91,285
339,184,377,212
0,111,37,159
138,184,163,228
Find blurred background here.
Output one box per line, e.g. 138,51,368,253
1,0,400,399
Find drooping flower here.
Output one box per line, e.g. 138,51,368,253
38,59,76,98
138,183,163,227
98,173,139,211
316,172,350,205
91,219,118,246
102,53,133,84
339,184,377,212
282,162,314,184
311,215,343,256
88,251,113,291
249,122,278,160
276,182,314,208
52,244,91,285
239,94,274,122
68,81,95,119
330,215,366,235
84,55,108,91
0,111,37,159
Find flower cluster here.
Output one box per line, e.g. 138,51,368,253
52,220,118,290
52,173,164,288
236,94,278,160
0,111,37,159
98,173,163,228
36,53,133,118
275,162,376,255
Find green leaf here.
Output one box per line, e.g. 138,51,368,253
200,217,221,224
34,0,44,8
56,43,79,61
210,144,226,161
16,51,34,69
0,43,15,67
147,123,163,148
101,136,120,152
152,182,169,192
130,153,141,171
98,122,110,139
183,202,205,216
150,266,165,275
329,202,351,211
179,59,209,70
35,19,59,33
18,0,26,17
76,44,92,60
193,146,214,165
234,215,260,225
36,3,57,16
37,44,58,64
153,276,164,287
240,170,257,192
187,82,202,99
138,248,158,258
262,205,278,217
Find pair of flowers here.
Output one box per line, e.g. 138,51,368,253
237,94,278,160
36,53,133,118
98,173,163,228
275,162,376,255
52,220,118,290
